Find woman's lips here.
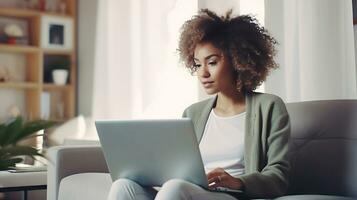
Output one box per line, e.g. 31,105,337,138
202,81,214,88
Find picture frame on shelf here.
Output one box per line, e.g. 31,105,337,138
41,15,73,50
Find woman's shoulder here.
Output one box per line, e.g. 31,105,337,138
188,97,214,108
182,97,215,117
250,92,288,114
250,92,285,105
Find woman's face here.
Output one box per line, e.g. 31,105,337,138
193,42,236,95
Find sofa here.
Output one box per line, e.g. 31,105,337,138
47,100,357,200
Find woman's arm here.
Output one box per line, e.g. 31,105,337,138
238,99,291,198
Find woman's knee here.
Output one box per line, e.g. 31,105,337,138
108,179,152,200
112,178,137,187
162,179,191,189
109,178,139,195
158,179,197,197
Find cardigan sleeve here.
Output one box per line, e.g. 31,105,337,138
238,98,291,198
182,109,188,118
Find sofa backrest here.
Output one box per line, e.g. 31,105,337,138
286,100,357,198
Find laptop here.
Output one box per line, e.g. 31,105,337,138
95,119,244,194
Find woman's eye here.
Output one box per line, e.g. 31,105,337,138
194,64,201,68
208,61,217,66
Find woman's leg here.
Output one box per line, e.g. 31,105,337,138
155,179,237,200
107,178,156,200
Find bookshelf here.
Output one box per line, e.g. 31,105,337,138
0,0,77,121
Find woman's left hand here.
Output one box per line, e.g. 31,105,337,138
207,168,244,190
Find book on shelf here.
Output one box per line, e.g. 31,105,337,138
8,163,47,173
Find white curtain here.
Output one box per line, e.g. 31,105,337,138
91,0,198,119
264,0,357,102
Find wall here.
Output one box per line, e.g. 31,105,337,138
77,0,98,116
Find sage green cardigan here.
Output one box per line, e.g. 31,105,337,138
182,92,291,199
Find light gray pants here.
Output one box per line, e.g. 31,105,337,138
107,178,237,200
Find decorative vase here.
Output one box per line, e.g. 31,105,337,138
7,37,16,44
52,69,68,85
39,0,46,11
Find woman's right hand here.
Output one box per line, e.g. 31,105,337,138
207,168,244,190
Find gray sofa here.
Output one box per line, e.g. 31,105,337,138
47,100,357,200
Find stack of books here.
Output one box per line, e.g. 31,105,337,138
8,163,46,173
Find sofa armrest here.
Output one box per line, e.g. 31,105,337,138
46,145,109,200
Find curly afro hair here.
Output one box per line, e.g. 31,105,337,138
178,9,278,93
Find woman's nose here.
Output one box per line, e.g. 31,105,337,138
198,65,210,77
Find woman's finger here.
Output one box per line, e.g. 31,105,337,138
207,168,225,179
208,174,227,186
208,175,220,184
208,178,227,189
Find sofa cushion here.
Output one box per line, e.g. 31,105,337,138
286,100,357,198
275,194,355,200
58,173,112,200
47,115,87,146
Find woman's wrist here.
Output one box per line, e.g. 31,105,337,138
234,178,244,190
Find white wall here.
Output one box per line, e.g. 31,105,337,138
77,0,98,116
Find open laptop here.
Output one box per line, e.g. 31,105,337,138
95,119,244,194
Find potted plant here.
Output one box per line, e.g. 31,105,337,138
0,116,55,170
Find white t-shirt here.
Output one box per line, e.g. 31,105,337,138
199,109,246,178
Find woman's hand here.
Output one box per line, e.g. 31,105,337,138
207,168,244,190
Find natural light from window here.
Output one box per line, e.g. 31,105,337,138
130,0,198,119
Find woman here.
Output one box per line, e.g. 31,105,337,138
107,9,290,200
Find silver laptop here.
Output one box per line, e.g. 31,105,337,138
95,119,243,194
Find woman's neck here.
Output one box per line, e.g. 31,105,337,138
214,91,246,117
